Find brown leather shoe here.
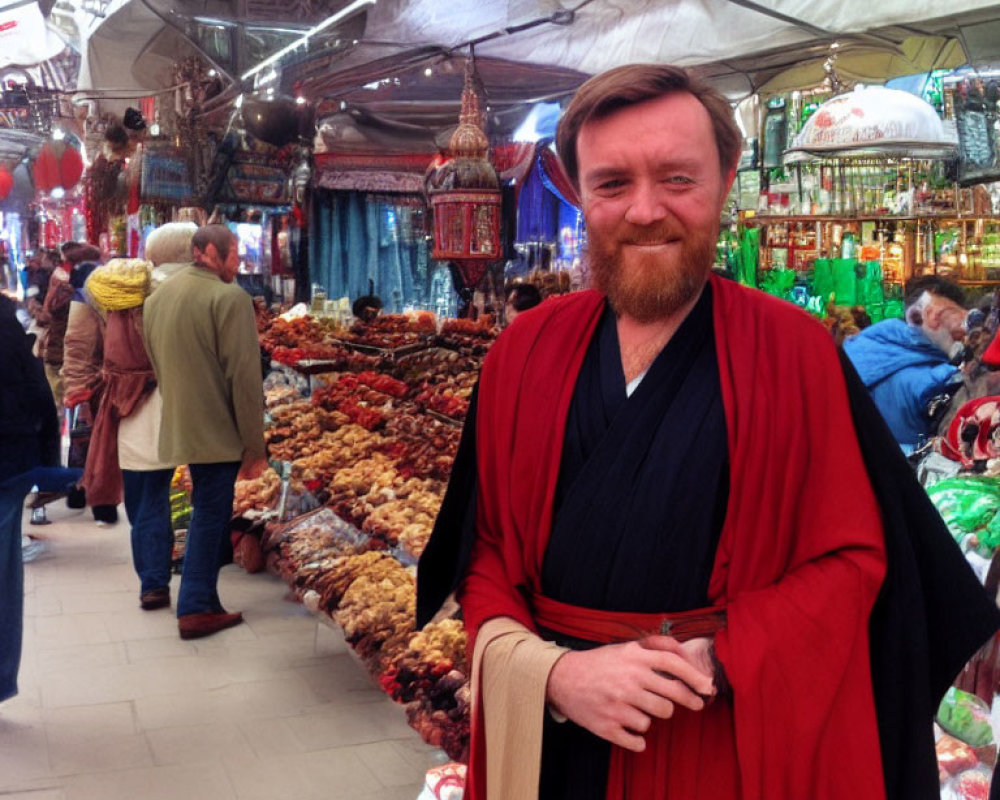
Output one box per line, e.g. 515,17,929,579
140,587,171,610
178,611,244,640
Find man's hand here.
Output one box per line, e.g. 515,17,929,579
545,635,716,753
238,452,268,481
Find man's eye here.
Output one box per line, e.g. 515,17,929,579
595,179,625,191
664,175,694,185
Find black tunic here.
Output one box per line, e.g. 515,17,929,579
538,287,728,800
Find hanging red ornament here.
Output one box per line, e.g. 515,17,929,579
59,146,84,190
33,144,60,193
424,59,502,283
0,168,13,200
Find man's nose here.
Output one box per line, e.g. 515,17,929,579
623,182,667,226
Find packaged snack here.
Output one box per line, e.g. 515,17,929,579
416,762,465,800
937,687,996,747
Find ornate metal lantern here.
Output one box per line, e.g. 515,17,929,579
425,60,502,288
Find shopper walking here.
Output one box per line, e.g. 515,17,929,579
417,64,1000,800
84,222,196,611
63,252,119,525
36,243,84,414
143,224,266,639
0,294,79,702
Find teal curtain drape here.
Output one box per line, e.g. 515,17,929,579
310,189,435,311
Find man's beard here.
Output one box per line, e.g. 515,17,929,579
923,322,959,355
587,222,717,322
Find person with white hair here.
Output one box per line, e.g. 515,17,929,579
83,222,197,611
144,224,266,640
844,275,968,452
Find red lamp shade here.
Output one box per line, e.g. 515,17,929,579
0,168,12,200
33,142,84,193
33,145,60,193
429,192,502,262
59,146,84,190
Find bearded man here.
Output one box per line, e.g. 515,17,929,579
417,64,1000,800
844,275,968,452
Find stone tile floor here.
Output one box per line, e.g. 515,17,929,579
1,503,443,800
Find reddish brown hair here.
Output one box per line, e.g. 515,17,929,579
556,64,741,190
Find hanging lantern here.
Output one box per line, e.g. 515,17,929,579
33,141,85,194
0,167,12,200
59,146,84,190
425,58,502,289
33,144,60,193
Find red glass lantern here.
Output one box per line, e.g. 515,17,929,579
0,167,12,200
430,190,501,260
33,141,85,194
425,60,502,288
33,144,59,192
59,146,84,190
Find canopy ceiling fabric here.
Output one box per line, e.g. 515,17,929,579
0,0,66,69
70,0,1000,136
309,0,1000,96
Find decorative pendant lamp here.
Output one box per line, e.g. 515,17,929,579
425,57,502,289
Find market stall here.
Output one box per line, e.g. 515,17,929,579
225,306,495,763
729,70,1000,319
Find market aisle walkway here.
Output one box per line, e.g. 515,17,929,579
0,503,442,800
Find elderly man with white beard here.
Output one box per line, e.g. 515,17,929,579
844,275,968,452
416,64,999,800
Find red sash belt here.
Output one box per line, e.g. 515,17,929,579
529,590,726,644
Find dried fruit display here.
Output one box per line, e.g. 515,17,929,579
254,310,484,759
233,468,282,517
310,551,400,611
393,349,480,387
264,384,302,409
435,318,497,357
259,315,330,353
383,619,468,703
335,561,416,663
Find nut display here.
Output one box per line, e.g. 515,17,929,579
254,311,481,761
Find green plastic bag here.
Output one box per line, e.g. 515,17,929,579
736,228,759,288
859,261,884,308
811,258,834,308
759,268,796,300
884,299,904,319
831,258,859,305
926,478,1000,534
937,687,995,747
926,476,1000,555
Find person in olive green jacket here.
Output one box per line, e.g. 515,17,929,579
143,224,267,640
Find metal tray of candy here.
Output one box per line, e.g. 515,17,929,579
333,337,433,359
291,358,346,374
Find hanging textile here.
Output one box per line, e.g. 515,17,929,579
539,145,583,209
517,161,559,244
311,189,435,309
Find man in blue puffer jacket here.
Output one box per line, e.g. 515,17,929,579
845,276,968,453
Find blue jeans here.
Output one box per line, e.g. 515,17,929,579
122,469,175,595
0,466,80,702
177,462,239,617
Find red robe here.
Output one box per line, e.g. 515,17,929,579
459,275,888,800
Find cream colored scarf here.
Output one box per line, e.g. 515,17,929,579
472,617,569,800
